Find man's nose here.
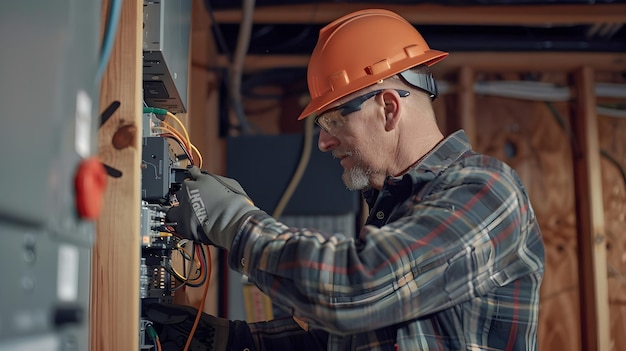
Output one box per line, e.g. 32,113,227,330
318,128,338,152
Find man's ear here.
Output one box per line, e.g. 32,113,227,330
381,90,402,131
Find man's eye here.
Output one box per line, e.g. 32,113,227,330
327,117,341,128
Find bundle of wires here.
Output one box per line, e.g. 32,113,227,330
143,106,212,351
144,107,204,168
154,230,213,351
165,239,209,291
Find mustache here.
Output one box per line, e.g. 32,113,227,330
332,150,354,159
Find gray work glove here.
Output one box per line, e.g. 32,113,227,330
166,166,260,249
144,303,255,351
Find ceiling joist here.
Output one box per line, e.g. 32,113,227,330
214,52,626,73
212,3,626,25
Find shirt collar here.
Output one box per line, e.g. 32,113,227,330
363,130,472,206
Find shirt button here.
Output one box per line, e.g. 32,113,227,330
376,211,385,220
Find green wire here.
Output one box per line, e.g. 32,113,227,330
146,323,158,340
143,107,169,116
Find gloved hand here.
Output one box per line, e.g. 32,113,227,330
144,303,255,351
167,166,261,249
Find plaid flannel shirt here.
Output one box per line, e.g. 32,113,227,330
229,130,545,351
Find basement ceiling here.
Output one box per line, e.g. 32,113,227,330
206,1,626,54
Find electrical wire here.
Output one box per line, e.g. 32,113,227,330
166,111,192,148
228,0,256,134
165,241,202,283
158,133,194,165
176,245,200,280
544,101,626,188
183,245,212,351
158,123,190,150
152,127,188,149
272,113,316,218
184,243,208,288
144,106,203,167
146,322,163,351
96,0,122,82
600,149,626,188
189,143,204,169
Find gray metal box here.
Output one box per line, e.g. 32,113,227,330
0,0,100,349
143,0,192,113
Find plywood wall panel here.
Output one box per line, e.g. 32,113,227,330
472,95,581,351
597,112,626,351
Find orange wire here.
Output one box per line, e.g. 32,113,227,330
182,245,212,351
156,336,163,351
162,122,189,148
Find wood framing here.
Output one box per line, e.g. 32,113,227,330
213,52,626,74
457,66,476,145
91,0,143,349
212,3,626,25
87,2,621,350
570,67,611,351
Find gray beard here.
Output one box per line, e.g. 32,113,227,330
342,166,370,190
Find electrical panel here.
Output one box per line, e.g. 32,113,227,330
0,1,100,350
143,0,192,113
138,111,210,350
225,134,359,320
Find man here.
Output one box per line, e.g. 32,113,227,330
149,9,545,351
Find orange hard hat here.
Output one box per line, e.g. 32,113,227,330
297,9,448,120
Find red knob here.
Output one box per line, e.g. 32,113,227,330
74,157,108,220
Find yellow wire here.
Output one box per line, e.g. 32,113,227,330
149,108,204,168
161,122,202,168
152,125,194,166
169,264,188,282
171,243,202,282
160,123,190,149
166,111,191,148
189,143,203,168
152,126,188,149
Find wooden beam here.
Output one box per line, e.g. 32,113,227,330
570,66,611,351
212,52,626,74
457,66,476,145
91,0,142,349
213,3,626,25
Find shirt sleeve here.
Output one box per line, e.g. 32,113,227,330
247,316,329,351
229,162,544,336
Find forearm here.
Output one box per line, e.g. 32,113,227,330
229,213,456,333
229,174,542,334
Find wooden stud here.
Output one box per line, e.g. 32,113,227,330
570,66,611,351
91,0,143,349
457,66,476,145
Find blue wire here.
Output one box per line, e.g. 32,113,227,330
96,0,123,82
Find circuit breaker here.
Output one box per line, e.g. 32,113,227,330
138,111,211,350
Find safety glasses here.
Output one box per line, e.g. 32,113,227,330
315,89,409,136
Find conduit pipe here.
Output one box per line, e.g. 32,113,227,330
229,0,255,134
